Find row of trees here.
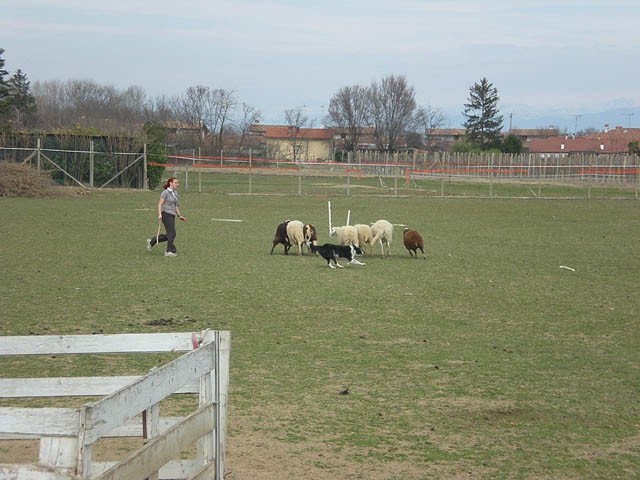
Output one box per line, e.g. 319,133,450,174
324,74,519,154
325,76,444,152
0,48,518,157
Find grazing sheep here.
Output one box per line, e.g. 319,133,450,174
354,224,372,254
370,219,393,257
286,220,305,255
330,225,359,247
270,220,291,255
403,228,426,259
303,223,318,254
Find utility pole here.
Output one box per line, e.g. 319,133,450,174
571,114,582,136
623,112,634,128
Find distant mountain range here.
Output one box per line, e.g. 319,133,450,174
444,105,639,133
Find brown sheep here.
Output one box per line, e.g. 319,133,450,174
270,220,291,255
403,228,426,259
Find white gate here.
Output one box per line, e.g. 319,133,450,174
0,330,230,480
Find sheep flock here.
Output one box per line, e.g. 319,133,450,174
270,216,427,266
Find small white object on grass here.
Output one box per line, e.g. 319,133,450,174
559,265,576,272
211,218,243,222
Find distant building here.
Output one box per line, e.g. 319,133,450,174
331,127,378,152
248,124,334,161
246,124,618,159
529,126,640,155
428,128,558,151
162,121,207,137
429,129,465,147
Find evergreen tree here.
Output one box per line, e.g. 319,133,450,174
0,48,10,120
501,133,523,153
463,77,503,150
7,69,37,127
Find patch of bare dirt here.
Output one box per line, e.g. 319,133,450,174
0,395,506,479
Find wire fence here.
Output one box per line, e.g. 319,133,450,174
163,151,640,199
0,140,146,189
2,144,639,199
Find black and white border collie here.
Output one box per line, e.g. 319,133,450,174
308,242,366,268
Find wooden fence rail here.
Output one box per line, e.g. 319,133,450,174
0,330,230,480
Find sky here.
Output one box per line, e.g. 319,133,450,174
2,0,639,131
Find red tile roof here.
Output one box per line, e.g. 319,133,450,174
529,127,640,154
249,124,333,140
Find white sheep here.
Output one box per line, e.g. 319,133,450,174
286,220,305,255
370,219,393,257
354,224,372,254
330,225,359,247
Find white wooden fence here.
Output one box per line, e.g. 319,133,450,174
0,330,230,480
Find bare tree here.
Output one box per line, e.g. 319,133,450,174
65,79,118,123
117,85,147,121
205,88,237,152
414,104,446,150
173,86,237,152
32,80,67,128
236,103,261,153
32,79,149,133
147,94,176,123
368,75,417,151
284,107,310,162
174,85,208,129
326,85,370,153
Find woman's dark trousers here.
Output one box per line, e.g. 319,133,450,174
150,212,177,253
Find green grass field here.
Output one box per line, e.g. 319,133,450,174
1,174,639,479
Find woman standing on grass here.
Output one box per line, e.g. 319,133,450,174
147,177,187,257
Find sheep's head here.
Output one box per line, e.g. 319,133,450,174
330,226,338,236
304,224,318,242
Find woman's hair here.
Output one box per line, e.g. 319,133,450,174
162,177,177,189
